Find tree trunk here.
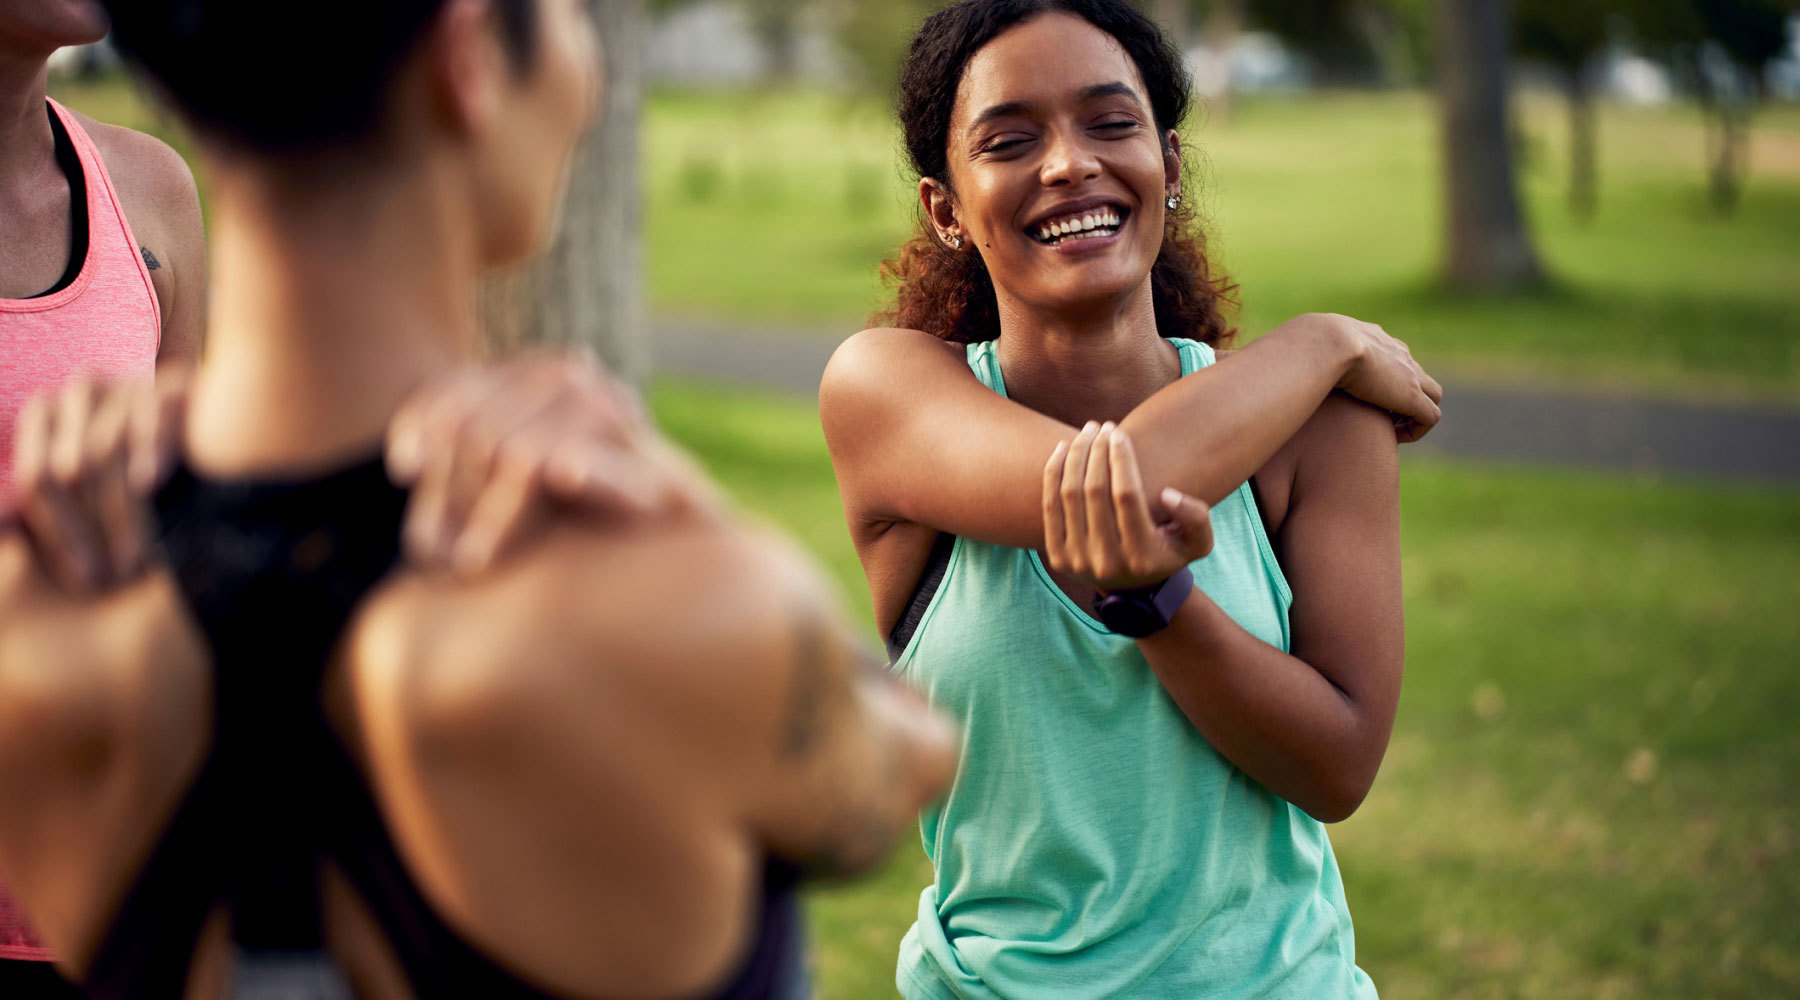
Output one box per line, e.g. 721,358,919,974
1567,63,1596,221
747,0,801,81
1198,0,1245,121
1437,0,1543,291
1701,72,1752,216
480,0,647,383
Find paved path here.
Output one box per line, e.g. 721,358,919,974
651,320,1800,485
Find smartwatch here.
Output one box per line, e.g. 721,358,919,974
1091,566,1194,638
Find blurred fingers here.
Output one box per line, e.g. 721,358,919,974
84,386,144,579
19,390,101,592
132,365,193,494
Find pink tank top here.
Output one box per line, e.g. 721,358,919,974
0,98,161,963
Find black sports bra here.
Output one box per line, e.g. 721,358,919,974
81,455,806,999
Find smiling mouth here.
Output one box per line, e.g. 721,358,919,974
1030,205,1128,246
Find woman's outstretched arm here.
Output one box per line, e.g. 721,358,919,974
821,313,1438,552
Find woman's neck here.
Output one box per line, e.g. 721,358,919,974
991,279,1180,427
185,156,483,477
0,55,50,183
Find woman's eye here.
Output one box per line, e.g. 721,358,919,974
1095,120,1139,133
981,138,1028,154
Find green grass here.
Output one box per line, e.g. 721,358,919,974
651,377,1800,1000
47,76,1800,397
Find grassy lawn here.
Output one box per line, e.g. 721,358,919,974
48,76,1800,398
653,377,1800,1000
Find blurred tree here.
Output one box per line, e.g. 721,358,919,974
1244,0,1422,85
828,0,941,93
1632,0,1793,213
1198,0,1248,118
482,0,648,382
1513,0,1611,219
1437,0,1544,291
744,0,807,79
649,0,810,81
1152,0,1195,43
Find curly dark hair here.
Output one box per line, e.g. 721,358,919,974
875,0,1236,346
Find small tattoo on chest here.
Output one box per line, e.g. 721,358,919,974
141,246,161,270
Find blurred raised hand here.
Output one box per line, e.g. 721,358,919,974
386,349,725,576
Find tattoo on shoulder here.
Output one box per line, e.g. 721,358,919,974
141,246,161,271
782,605,834,758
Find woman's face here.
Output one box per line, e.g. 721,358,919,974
474,0,604,269
933,12,1178,320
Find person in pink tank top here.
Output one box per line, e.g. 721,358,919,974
0,1,204,992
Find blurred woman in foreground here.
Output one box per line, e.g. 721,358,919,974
0,1,955,997
821,1,1440,996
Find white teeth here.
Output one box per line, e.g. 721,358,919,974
1033,207,1125,244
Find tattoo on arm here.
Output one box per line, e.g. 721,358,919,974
141,246,161,271
781,606,832,757
777,603,912,878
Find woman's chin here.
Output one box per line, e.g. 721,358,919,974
1018,266,1149,314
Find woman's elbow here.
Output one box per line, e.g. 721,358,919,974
1293,754,1384,824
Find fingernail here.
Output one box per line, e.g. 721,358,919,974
1162,487,1182,508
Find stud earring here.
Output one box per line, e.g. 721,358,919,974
945,233,964,250
1166,194,1182,210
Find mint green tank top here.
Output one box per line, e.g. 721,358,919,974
892,339,1377,1000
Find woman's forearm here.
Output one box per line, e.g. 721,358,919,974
825,319,1364,553
1120,318,1360,508
1137,591,1388,823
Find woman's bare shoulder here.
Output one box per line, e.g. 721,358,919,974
822,329,967,405
344,516,833,748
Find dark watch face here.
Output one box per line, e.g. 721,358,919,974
1097,599,1162,638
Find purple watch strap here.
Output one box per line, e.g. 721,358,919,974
1092,566,1195,637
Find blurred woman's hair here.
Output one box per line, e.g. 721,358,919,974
103,0,537,155
875,0,1236,346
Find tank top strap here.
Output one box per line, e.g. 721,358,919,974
44,98,161,337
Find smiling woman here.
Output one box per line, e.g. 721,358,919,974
877,0,1234,347
820,1,1447,998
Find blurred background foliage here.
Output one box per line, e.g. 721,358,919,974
48,0,1800,996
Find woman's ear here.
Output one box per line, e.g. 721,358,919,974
423,0,508,137
919,176,963,243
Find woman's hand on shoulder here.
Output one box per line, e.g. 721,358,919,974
387,350,724,577
1042,421,1213,592
1270,313,1444,443
5,369,190,594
